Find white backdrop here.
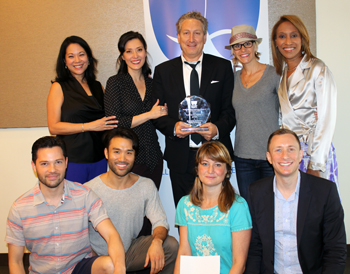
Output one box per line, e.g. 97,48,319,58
142,0,269,238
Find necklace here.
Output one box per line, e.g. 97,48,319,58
242,64,262,88
287,65,297,72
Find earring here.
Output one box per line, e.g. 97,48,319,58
302,51,305,55
222,180,226,187
65,65,67,69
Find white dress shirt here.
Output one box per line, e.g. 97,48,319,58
180,53,218,147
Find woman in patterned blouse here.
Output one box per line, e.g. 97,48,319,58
104,31,167,189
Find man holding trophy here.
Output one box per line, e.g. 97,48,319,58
153,11,236,206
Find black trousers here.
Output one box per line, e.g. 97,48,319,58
169,149,197,206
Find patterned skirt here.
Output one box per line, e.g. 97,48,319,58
299,142,338,188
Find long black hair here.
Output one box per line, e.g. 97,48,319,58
116,31,151,76
55,36,97,83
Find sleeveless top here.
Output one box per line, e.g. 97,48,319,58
57,77,105,163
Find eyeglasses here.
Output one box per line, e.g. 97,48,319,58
232,41,254,51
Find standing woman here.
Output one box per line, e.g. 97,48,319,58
225,25,280,199
271,15,338,185
47,36,118,184
104,31,167,189
174,141,252,274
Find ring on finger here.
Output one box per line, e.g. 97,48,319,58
105,122,107,125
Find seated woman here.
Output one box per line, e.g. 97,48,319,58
47,36,118,184
174,141,252,274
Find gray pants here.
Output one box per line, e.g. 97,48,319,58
125,235,178,273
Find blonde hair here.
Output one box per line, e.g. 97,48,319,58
190,141,235,213
271,15,316,75
176,11,208,34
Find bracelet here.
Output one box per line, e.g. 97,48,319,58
82,123,84,132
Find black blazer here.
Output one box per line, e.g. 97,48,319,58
245,172,346,274
152,54,235,172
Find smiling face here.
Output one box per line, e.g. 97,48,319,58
122,38,146,73
267,133,303,181
31,147,67,190
65,43,89,79
233,41,257,65
177,19,207,62
275,21,303,63
197,156,227,189
105,137,135,178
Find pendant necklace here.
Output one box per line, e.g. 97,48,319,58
243,64,261,88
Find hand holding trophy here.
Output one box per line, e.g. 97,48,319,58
178,95,211,132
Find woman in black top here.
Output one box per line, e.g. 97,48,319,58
47,36,118,184
104,31,167,189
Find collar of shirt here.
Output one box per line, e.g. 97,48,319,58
273,171,303,274
33,179,72,206
273,171,301,201
180,53,204,148
181,53,204,97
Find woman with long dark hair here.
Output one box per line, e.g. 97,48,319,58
104,31,167,189
47,36,118,184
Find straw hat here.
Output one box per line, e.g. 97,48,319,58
225,25,262,49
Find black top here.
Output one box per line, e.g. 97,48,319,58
57,77,105,163
104,73,162,171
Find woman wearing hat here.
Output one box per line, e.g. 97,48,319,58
226,25,280,199
271,15,338,185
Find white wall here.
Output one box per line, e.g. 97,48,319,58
0,128,50,253
1,1,349,254
316,0,350,242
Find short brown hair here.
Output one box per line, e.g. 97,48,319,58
190,141,235,213
176,11,208,34
271,15,316,75
267,128,301,152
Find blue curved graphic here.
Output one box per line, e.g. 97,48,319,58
149,0,260,60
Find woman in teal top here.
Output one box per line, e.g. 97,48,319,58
174,141,252,274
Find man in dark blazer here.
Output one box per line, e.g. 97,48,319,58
245,128,346,274
152,11,235,206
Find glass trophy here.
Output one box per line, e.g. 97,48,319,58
178,96,211,132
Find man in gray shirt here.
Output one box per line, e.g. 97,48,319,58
86,128,178,274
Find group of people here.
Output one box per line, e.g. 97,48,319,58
5,10,346,274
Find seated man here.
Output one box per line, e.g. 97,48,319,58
245,128,346,274
6,136,125,274
86,128,178,274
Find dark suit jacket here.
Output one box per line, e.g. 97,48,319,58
245,172,346,274
152,54,235,172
